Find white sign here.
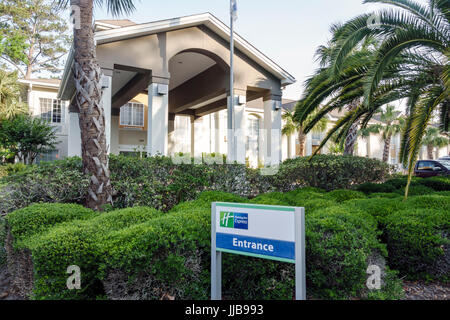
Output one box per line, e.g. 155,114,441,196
211,202,306,300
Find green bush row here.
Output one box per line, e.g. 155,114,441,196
274,155,391,191
384,209,449,282
5,190,404,300
356,176,450,195
0,154,391,215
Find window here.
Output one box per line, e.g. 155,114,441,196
417,161,437,171
36,150,59,164
40,98,64,124
311,131,322,141
120,102,144,127
246,116,260,167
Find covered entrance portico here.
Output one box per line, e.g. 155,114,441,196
59,13,295,165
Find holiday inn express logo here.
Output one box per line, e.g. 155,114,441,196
220,212,248,230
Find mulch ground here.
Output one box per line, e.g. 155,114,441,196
0,265,23,300
402,281,449,300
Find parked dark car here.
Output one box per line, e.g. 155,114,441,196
414,160,450,178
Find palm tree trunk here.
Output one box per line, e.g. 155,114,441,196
383,134,392,163
427,145,434,159
344,100,359,156
72,0,112,211
298,127,306,157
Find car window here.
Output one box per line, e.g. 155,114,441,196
417,161,437,171
437,160,450,170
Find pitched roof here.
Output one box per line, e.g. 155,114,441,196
19,78,61,89
60,13,296,99
95,19,137,31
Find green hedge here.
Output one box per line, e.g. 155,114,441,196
356,183,397,194
384,209,449,282
5,190,403,300
0,155,392,215
274,155,391,191
6,203,96,247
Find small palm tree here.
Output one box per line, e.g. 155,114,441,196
0,69,27,120
422,127,450,159
56,0,137,210
283,110,328,157
365,105,405,163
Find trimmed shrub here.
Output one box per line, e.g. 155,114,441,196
274,155,391,191
395,185,436,196
406,194,450,211
5,192,403,300
435,191,450,197
305,206,396,299
356,182,397,195
7,206,162,299
1,155,392,215
324,189,366,203
368,193,402,199
342,198,406,223
6,203,96,246
384,208,449,282
415,176,450,192
0,161,89,215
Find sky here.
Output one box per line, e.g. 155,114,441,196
91,0,413,101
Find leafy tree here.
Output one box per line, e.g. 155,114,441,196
0,0,71,79
56,0,137,210
0,114,58,164
283,110,328,157
422,127,450,159
0,69,27,120
365,105,405,163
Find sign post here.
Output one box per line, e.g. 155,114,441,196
211,202,306,300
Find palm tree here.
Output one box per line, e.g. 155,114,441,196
365,105,405,163
324,0,449,198
294,34,412,157
283,110,328,157
0,69,27,120
422,127,450,159
297,0,448,198
56,0,137,210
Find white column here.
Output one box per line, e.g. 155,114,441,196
306,133,312,156
168,114,175,155
101,75,112,154
147,82,169,156
227,93,246,164
263,98,282,165
214,112,221,154
190,116,195,156
227,95,235,162
68,112,82,157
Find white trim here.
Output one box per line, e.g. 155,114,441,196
60,13,295,100
94,13,295,85
190,93,228,110
19,79,60,89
